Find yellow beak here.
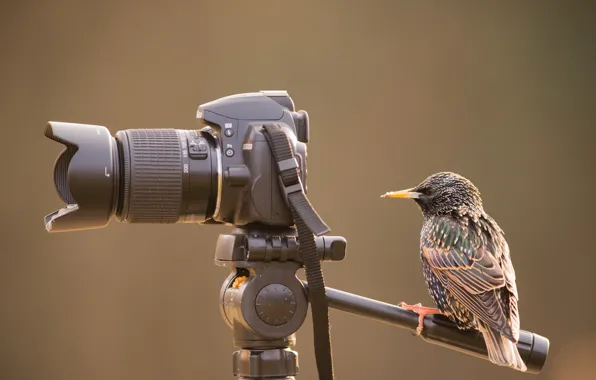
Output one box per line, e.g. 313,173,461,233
380,187,422,199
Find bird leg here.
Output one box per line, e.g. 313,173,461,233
399,302,443,336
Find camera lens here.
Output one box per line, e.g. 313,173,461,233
115,129,218,224
45,122,218,232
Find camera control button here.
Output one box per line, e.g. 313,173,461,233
224,128,234,137
188,138,208,159
225,148,235,157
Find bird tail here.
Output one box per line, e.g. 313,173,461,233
478,321,527,372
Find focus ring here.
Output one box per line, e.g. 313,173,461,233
122,129,182,223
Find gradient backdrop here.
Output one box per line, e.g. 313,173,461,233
1,1,595,380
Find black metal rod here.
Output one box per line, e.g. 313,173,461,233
302,282,549,374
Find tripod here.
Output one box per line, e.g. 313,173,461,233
216,228,549,379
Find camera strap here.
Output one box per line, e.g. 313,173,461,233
262,123,334,380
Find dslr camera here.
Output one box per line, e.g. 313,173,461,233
45,91,310,232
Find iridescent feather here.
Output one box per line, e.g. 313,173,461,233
420,213,525,371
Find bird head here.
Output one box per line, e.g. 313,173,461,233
381,172,484,217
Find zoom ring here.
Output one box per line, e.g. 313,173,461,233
125,129,182,223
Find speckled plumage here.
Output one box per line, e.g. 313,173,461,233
387,172,527,372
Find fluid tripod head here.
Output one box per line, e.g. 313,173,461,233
215,227,346,379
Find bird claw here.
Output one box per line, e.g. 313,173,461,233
409,323,423,336
399,302,423,313
399,301,442,336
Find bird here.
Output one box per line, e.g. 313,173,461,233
381,172,527,372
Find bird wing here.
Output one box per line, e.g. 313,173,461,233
498,239,521,341
422,217,513,338
484,214,521,341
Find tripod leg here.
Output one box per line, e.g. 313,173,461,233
399,302,443,336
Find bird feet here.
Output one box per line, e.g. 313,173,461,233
398,302,443,336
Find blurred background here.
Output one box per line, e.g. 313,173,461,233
1,1,595,379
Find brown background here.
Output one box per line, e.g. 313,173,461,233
1,1,595,379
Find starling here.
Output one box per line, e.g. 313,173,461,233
382,172,527,372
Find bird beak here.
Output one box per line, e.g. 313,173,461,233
380,187,422,199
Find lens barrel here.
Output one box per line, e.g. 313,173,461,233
116,129,184,223
45,122,218,232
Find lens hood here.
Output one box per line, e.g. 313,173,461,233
44,122,119,232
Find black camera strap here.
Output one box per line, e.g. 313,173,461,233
262,124,334,380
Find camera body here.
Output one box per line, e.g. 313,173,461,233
44,91,311,232
199,90,309,227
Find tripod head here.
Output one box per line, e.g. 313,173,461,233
215,227,346,379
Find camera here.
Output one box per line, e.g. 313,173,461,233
45,91,311,232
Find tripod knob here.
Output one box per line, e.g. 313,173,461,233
256,284,297,326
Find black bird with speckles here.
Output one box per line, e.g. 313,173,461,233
382,172,526,372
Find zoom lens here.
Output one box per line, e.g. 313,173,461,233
44,122,218,232
115,129,218,224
